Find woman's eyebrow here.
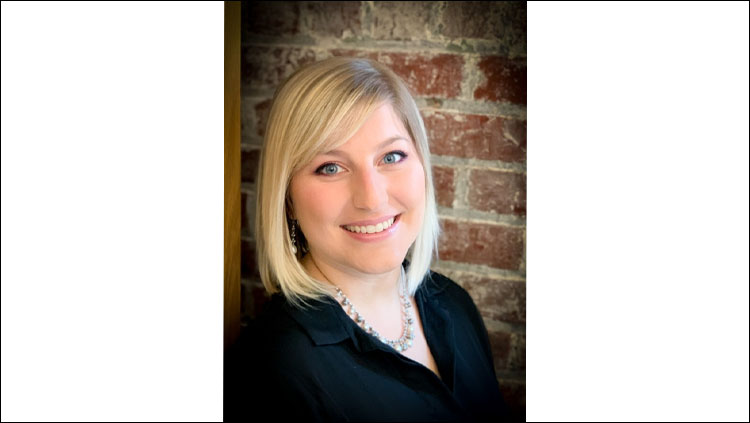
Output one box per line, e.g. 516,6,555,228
322,136,408,159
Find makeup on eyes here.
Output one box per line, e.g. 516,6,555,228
314,150,408,176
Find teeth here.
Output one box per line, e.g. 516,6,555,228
344,216,395,234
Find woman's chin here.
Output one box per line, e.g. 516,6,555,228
346,252,407,275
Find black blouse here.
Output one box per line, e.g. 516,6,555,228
226,261,509,421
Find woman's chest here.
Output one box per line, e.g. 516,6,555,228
399,296,442,380
400,337,440,379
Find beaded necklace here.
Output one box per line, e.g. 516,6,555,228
333,266,415,352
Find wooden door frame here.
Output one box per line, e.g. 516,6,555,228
224,1,241,350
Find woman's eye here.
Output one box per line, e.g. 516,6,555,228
315,151,407,176
383,151,407,164
316,163,341,175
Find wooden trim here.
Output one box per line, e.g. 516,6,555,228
224,1,241,350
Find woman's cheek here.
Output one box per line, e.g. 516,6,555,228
406,162,426,200
299,181,336,214
291,178,325,217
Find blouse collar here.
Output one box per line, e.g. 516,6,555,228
281,258,450,350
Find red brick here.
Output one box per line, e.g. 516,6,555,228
302,1,362,38
468,170,526,216
241,190,257,239
442,2,526,49
488,330,512,370
439,220,524,270
373,1,435,40
458,275,525,324
503,118,526,155
241,97,271,141
424,111,526,162
242,1,299,39
508,333,525,371
254,98,272,137
330,50,464,98
241,239,258,279
241,191,248,236
474,56,526,105
241,149,260,183
432,166,455,207
242,45,318,92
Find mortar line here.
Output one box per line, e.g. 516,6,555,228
430,156,526,173
241,39,526,58
453,166,470,210
437,207,526,227
431,260,526,281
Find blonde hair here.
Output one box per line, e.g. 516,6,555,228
255,57,441,309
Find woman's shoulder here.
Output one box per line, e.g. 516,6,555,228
227,295,337,420
243,294,319,355
420,269,492,333
421,269,477,309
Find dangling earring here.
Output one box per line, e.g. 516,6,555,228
290,219,297,254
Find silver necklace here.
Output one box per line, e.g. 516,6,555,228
334,266,416,352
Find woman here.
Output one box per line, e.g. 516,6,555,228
235,57,508,421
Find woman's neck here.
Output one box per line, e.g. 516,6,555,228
301,253,403,317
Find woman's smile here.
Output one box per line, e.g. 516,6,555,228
341,213,402,242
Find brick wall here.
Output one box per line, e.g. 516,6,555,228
240,1,526,418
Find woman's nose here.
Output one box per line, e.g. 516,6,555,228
351,168,387,211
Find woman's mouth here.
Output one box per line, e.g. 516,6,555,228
340,214,401,242
342,214,400,234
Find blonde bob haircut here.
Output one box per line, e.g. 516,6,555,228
255,56,441,310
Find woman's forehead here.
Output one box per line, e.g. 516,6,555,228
316,104,410,155
319,136,410,159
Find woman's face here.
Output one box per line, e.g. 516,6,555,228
289,102,426,276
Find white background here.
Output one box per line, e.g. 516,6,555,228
2,2,748,421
